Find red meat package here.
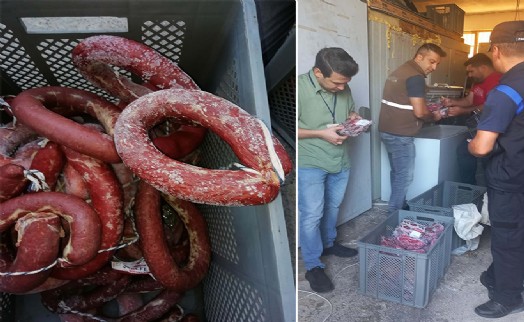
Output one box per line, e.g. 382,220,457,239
337,118,372,137
427,102,448,117
380,219,446,253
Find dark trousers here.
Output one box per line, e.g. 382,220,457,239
485,188,524,305
456,139,488,185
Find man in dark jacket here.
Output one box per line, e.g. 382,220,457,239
469,20,524,319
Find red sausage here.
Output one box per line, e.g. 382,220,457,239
28,141,65,191
72,35,199,105
116,290,182,322
0,192,101,266
0,212,61,294
0,163,27,202
110,163,137,215
135,182,210,292
9,86,121,163
116,293,144,316
151,124,207,160
59,275,131,312
0,140,64,200
52,147,124,280
62,162,90,199
157,305,184,322
0,122,37,162
72,35,207,160
114,88,291,206
11,139,44,169
23,277,69,294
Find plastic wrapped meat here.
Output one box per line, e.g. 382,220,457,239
426,102,443,112
427,102,448,117
380,219,446,253
337,118,372,137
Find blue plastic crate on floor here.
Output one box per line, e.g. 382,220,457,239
358,210,453,308
407,181,486,251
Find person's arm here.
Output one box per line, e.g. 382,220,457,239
444,92,482,117
468,129,499,157
410,97,442,122
406,75,441,122
298,126,349,146
442,91,474,108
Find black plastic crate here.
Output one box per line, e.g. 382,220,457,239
426,4,465,35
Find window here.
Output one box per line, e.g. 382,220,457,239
462,31,492,57
463,33,475,57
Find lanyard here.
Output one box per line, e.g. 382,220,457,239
308,72,338,123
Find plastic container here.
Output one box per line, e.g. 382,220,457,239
358,210,453,308
0,1,295,321
426,4,465,35
407,181,486,250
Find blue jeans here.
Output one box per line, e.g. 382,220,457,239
380,132,415,213
298,167,350,270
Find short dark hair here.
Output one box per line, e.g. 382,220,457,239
415,43,447,58
464,53,493,67
314,47,359,78
493,42,524,56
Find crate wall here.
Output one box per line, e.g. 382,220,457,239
0,1,295,321
267,71,296,278
358,210,453,308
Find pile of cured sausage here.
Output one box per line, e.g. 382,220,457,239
0,35,292,321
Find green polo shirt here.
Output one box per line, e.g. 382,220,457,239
298,69,355,172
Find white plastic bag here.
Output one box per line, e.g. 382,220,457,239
451,203,484,255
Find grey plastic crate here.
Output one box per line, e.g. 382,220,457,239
0,1,295,321
358,210,453,308
407,181,486,251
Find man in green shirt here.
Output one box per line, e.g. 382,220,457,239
298,47,359,293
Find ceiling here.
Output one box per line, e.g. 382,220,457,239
411,0,522,14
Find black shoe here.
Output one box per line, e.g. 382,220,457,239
480,271,494,300
305,267,334,293
474,300,524,318
322,242,358,258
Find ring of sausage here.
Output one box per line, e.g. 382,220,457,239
114,88,291,206
9,86,121,163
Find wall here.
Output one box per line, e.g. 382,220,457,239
465,11,524,31
297,0,372,224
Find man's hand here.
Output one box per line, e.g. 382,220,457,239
298,126,349,145
323,125,349,145
432,110,442,122
441,97,454,107
348,112,361,121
